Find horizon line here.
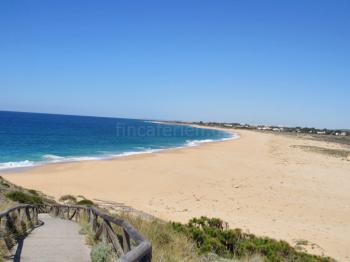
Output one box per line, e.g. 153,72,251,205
1,109,348,131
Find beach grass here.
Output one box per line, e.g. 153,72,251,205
292,145,350,159
115,212,203,262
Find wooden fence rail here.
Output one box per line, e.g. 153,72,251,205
0,204,152,262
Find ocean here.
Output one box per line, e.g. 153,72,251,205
0,111,234,171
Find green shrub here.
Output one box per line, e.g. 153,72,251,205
0,181,10,188
28,189,38,196
77,199,94,206
59,194,77,203
90,242,114,262
5,191,43,204
172,216,334,262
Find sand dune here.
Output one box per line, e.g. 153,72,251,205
3,129,350,261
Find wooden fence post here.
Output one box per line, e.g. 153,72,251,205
32,208,38,225
25,207,33,229
75,208,80,222
122,228,131,253
91,213,97,232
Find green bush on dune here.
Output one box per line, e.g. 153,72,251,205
59,194,77,203
5,191,43,204
90,242,114,262
28,189,38,196
77,199,94,206
172,216,334,262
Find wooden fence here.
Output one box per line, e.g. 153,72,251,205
0,204,152,262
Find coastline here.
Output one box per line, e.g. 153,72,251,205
3,128,350,261
0,123,236,172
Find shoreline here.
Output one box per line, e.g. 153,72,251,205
3,128,350,261
0,124,237,173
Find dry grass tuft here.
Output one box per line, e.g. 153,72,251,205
117,212,203,262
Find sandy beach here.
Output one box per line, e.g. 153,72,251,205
3,129,350,261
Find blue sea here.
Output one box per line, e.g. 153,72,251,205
0,111,234,171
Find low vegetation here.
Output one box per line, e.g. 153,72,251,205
78,210,200,262
117,212,201,262
59,194,94,206
59,194,77,203
5,191,44,204
0,177,336,262
78,213,116,262
292,145,350,159
79,220,96,246
77,209,335,262
27,189,38,196
0,176,54,207
172,217,334,262
77,199,94,205
90,243,115,262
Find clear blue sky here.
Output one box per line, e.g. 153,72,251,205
1,1,349,129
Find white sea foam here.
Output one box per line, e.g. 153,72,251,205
185,132,239,147
43,155,101,163
0,131,239,172
111,148,163,158
42,154,65,161
185,139,214,147
0,160,35,170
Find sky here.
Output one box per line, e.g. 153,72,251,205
0,0,349,129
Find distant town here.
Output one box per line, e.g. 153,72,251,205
165,121,349,137
197,122,349,136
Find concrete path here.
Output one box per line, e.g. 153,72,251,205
18,214,91,262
